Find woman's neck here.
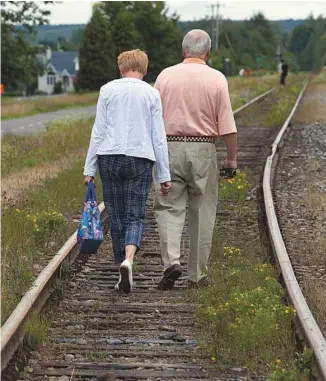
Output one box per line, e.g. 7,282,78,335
121,71,144,80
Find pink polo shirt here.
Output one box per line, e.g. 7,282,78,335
154,58,237,137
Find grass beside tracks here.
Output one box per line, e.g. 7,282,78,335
1,158,103,325
1,117,94,177
235,74,307,128
1,92,98,120
229,74,278,110
194,171,314,380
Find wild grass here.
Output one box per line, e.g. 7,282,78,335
263,84,303,127
1,117,94,177
293,80,326,124
235,74,306,127
1,158,103,324
229,74,278,110
1,92,98,120
194,170,313,379
24,313,49,349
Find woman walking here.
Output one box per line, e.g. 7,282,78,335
83,50,172,293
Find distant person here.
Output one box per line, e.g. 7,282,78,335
83,49,172,294
245,67,251,77
154,29,237,290
280,59,288,85
239,68,245,77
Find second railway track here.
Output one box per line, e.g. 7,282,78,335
2,85,325,380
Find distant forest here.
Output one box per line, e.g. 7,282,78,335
35,15,326,78
33,19,305,42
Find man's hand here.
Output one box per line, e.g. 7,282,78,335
84,176,94,186
160,181,172,195
221,159,237,169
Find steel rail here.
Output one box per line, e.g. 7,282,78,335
263,81,326,380
0,87,275,372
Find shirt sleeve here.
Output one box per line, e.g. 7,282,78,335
217,82,237,136
151,93,171,183
83,89,107,176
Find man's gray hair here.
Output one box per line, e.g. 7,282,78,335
182,29,211,57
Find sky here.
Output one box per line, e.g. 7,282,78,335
41,0,326,24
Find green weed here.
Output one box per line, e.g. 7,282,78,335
219,169,250,201
24,313,49,349
1,158,103,324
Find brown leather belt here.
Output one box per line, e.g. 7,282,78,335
167,136,216,143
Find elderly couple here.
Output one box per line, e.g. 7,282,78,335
83,29,237,294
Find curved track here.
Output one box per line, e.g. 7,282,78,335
263,84,326,379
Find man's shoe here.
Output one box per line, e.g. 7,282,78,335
119,259,133,294
188,277,211,289
158,264,182,290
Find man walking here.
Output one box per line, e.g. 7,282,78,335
280,59,288,85
154,29,238,290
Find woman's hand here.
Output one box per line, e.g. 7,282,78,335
160,181,172,195
84,176,94,186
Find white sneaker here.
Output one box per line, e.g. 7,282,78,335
114,273,122,291
119,259,133,294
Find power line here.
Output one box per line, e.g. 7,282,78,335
206,2,224,53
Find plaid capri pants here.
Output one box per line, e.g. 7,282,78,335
98,155,154,264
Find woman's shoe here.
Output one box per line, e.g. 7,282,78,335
114,275,122,291
119,259,133,293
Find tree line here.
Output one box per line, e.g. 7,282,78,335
1,1,325,94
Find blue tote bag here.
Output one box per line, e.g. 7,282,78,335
77,181,104,254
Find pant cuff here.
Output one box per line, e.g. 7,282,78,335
164,259,181,270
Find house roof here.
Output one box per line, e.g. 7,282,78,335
49,51,78,75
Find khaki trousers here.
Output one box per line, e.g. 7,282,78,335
154,142,218,282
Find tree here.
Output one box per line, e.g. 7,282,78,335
77,4,116,90
78,1,183,90
132,1,183,81
1,1,51,94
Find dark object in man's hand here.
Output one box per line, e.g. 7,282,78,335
220,167,237,179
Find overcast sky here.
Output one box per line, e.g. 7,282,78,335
42,1,326,24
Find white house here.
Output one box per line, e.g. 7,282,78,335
38,47,79,94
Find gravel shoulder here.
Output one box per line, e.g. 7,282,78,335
275,78,326,335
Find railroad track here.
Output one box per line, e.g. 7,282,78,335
2,86,325,380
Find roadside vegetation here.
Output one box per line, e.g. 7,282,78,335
2,117,94,177
194,170,314,380
1,93,98,120
235,74,307,127
1,157,103,324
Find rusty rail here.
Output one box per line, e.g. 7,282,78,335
263,81,326,380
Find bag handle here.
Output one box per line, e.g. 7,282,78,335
85,181,97,202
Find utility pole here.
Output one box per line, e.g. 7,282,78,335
207,2,224,53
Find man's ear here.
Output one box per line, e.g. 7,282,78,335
182,49,187,58
205,50,211,61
